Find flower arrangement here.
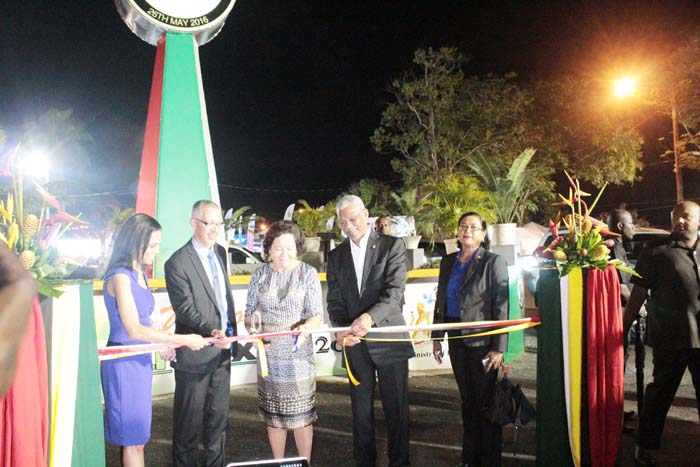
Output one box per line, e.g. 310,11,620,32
537,172,638,278
0,151,87,297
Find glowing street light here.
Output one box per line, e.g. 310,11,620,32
613,76,637,98
613,75,683,203
17,150,50,183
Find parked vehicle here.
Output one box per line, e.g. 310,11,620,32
418,240,446,267
228,244,264,274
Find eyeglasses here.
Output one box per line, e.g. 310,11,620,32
193,217,224,229
458,225,483,232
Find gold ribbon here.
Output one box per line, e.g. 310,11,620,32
343,321,539,386
256,338,269,378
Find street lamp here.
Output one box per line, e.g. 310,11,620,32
670,94,684,203
17,150,50,184
613,76,683,203
613,77,636,98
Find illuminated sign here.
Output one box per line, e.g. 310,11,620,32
115,0,236,46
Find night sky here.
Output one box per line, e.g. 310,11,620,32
4,1,700,224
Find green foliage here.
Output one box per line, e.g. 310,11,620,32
345,178,394,215
527,78,644,186
390,187,430,217
420,173,495,241
372,48,530,185
293,199,335,237
20,108,95,181
467,147,537,224
390,187,431,235
224,205,253,231
107,207,134,233
659,34,700,170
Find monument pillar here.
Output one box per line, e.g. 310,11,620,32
115,0,237,276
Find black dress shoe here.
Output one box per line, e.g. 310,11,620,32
634,445,657,467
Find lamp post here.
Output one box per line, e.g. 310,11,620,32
671,94,684,203
614,76,684,203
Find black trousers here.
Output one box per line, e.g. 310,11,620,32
637,347,700,449
448,338,502,467
347,343,410,467
173,358,231,467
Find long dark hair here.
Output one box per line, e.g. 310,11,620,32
106,213,162,271
458,211,491,250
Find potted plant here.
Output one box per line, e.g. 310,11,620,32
390,188,429,249
293,199,335,252
421,174,495,254
467,147,537,245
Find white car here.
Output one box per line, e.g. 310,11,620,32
228,244,264,274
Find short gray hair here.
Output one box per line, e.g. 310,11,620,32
191,200,220,217
336,195,365,215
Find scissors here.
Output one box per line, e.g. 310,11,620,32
250,310,263,335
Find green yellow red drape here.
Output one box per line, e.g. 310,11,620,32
537,265,623,467
47,284,105,467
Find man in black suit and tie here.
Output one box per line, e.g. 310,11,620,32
326,195,415,467
165,200,236,467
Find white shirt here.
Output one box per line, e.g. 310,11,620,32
191,238,229,320
349,230,371,294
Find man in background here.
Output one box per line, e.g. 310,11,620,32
606,208,641,432
375,216,392,235
623,201,700,467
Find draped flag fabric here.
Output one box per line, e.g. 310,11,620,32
0,296,48,467
48,284,105,467
561,268,584,467
536,268,573,467
585,266,624,467
538,265,623,467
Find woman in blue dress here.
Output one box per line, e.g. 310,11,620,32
101,214,207,467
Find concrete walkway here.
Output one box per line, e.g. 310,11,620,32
106,341,700,466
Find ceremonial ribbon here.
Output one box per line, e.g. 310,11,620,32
97,317,538,359
98,317,540,381
343,320,540,386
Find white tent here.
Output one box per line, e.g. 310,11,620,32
515,222,548,255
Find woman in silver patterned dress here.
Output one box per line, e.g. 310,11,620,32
245,220,323,463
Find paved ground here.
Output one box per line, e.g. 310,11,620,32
106,333,700,466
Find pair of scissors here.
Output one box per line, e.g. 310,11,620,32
250,310,263,335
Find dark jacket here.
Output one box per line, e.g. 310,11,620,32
165,240,236,373
326,231,415,367
631,235,700,349
431,246,509,353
